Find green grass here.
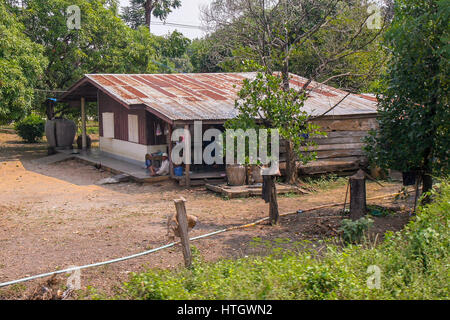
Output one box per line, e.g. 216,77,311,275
302,174,348,192
116,179,450,300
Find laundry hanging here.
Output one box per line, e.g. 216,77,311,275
156,123,162,136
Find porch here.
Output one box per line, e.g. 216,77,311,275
41,149,170,183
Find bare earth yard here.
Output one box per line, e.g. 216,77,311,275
0,129,412,299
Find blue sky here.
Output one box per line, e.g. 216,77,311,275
119,0,211,39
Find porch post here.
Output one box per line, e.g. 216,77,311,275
184,124,191,187
81,97,87,151
168,125,174,178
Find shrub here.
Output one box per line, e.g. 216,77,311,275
117,180,449,300
339,217,374,244
14,114,45,143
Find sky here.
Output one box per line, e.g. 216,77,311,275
119,0,212,39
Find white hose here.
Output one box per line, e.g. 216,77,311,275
0,190,404,289
0,230,228,288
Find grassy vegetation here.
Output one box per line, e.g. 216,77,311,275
302,174,348,192
118,180,449,300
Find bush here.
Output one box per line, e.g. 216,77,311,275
14,114,45,143
118,180,449,300
339,217,374,244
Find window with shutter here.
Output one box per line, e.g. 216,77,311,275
128,114,139,143
102,112,114,138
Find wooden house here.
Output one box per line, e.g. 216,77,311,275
60,72,378,185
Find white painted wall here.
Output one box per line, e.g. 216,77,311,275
100,137,167,163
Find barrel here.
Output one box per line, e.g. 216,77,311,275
249,165,263,184
226,164,246,186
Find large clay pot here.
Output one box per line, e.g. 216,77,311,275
76,135,92,150
45,119,77,148
226,164,246,186
249,165,263,184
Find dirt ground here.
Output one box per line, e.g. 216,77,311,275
0,129,413,299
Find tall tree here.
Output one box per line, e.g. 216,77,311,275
203,0,390,183
16,0,163,119
364,0,449,196
122,0,181,31
155,30,193,73
0,0,47,124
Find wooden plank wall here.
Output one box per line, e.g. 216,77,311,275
280,116,378,175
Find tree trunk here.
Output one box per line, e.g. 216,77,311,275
285,140,297,184
421,144,434,204
145,0,154,32
262,175,279,225
350,169,367,220
281,42,290,91
281,39,295,184
421,172,433,205
269,176,279,225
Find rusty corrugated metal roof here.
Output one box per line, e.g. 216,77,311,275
77,72,377,121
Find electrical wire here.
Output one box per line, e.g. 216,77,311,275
151,21,207,30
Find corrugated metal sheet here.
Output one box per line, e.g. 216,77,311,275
82,72,377,121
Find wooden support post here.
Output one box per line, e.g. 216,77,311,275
173,197,192,268
263,175,279,225
168,125,174,178
269,176,279,225
184,124,191,187
81,97,87,151
350,169,367,220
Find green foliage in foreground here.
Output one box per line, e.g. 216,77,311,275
14,114,45,143
340,217,374,245
120,181,450,300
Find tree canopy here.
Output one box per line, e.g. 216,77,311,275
364,0,449,193
198,0,392,92
0,1,47,124
3,0,191,120
122,0,181,30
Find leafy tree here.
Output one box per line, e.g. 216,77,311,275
226,64,324,224
121,0,145,29
122,0,181,31
152,30,193,73
203,0,391,183
188,37,232,73
364,0,449,195
0,0,47,124
288,1,391,92
15,0,163,119
226,68,323,166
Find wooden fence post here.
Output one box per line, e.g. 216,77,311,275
173,197,192,267
350,169,367,220
263,175,279,225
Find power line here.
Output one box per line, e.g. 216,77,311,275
151,21,207,31
33,88,68,93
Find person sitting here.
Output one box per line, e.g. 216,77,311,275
149,153,170,176
145,154,152,172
